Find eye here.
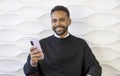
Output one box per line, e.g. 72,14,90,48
60,18,65,22
52,19,57,23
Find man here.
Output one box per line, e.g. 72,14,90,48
24,5,102,76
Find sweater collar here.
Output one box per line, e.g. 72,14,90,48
54,33,70,38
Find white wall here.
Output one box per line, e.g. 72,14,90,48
0,0,120,76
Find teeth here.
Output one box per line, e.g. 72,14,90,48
57,27,62,29
56,27,63,31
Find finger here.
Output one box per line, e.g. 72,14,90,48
31,53,44,58
39,49,43,53
31,56,44,61
30,46,37,52
30,50,41,55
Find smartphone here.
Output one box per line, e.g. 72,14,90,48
30,39,44,59
30,39,41,50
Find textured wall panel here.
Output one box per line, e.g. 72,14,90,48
69,22,92,35
0,0,23,11
84,13,120,27
92,47,120,62
16,6,47,19
113,6,120,18
68,5,94,21
101,64,120,76
84,0,120,11
17,21,48,34
0,14,23,27
108,23,120,35
0,44,24,57
84,30,120,44
0,29,24,41
0,0,120,76
0,59,22,72
39,14,51,27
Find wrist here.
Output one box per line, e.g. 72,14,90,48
30,59,38,67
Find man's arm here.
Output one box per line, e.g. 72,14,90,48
23,55,39,76
24,46,44,76
83,41,102,76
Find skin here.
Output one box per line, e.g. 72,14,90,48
51,11,71,38
30,47,44,66
30,10,71,66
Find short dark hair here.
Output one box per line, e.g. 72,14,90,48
51,5,70,18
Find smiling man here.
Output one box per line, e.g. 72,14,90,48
51,10,71,38
24,5,102,76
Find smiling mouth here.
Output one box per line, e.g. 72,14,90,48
56,27,64,31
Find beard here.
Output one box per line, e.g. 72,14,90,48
52,26,68,35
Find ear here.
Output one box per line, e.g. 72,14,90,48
68,18,71,26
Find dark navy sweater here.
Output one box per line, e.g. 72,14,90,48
24,34,102,76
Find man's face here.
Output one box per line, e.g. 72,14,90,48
51,11,71,36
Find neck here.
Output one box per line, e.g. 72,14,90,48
55,32,69,38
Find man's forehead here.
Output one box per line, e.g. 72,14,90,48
51,11,68,17
51,17,66,20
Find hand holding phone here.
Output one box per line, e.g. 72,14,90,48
30,39,44,66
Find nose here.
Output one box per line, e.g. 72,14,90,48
56,20,61,26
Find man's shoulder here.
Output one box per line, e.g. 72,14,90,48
70,34,85,42
40,35,54,42
70,34,89,46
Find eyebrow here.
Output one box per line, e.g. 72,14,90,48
52,17,66,20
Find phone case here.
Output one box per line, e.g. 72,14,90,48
30,39,41,50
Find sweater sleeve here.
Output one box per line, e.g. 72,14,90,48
83,40,102,76
23,55,39,76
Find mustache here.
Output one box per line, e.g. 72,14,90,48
54,26,64,28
